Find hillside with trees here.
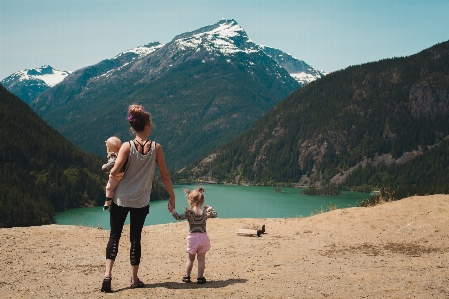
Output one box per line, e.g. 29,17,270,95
175,40,449,199
0,84,168,227
0,84,104,227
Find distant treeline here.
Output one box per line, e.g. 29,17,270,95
301,184,341,196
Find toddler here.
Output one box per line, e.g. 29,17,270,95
168,186,217,284
102,136,127,210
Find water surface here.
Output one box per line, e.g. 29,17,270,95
55,184,370,229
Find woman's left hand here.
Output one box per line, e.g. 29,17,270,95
168,199,175,212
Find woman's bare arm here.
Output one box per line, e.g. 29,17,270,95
156,143,176,208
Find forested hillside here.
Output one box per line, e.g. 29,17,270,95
175,40,449,199
0,84,105,227
0,85,169,227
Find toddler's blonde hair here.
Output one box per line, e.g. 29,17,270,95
185,186,205,208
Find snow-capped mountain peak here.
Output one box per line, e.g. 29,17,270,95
168,20,325,85
2,65,71,87
172,19,258,56
1,65,72,103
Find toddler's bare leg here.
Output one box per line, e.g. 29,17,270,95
186,253,195,277
197,252,206,278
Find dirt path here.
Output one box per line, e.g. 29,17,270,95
1,194,448,298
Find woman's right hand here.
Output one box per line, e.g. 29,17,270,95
110,143,130,176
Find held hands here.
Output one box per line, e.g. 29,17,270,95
167,199,175,213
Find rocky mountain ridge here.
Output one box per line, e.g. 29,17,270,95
28,19,322,169
3,20,324,106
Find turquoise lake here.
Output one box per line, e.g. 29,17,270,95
55,184,371,229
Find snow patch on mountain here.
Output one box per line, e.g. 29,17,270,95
95,43,165,79
112,42,164,60
260,45,326,86
290,72,323,85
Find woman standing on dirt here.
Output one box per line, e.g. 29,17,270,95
101,103,175,292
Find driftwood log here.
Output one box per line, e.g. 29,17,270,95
241,224,265,233
237,224,265,237
237,229,262,237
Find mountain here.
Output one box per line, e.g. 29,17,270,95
30,19,323,169
174,40,449,199
1,65,71,104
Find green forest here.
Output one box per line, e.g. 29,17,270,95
0,85,168,228
174,40,449,200
343,138,449,198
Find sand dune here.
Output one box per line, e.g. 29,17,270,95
1,195,448,298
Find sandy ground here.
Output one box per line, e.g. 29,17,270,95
0,194,448,299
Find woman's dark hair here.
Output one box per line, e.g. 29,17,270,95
127,104,153,132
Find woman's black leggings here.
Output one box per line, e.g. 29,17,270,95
106,201,149,265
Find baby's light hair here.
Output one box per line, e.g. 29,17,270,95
185,186,205,208
105,136,122,151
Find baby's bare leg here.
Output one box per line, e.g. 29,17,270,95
105,176,120,199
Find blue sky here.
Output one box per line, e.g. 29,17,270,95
1,0,448,80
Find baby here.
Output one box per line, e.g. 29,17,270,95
102,136,127,210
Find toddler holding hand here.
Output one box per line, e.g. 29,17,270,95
168,186,217,284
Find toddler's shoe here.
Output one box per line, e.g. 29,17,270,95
182,276,191,283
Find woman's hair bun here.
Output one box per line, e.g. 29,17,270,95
127,104,145,121
126,103,152,132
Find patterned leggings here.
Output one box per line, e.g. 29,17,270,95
106,201,149,265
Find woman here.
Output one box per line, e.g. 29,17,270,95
101,104,175,292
